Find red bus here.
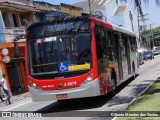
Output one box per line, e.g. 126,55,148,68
26,16,138,102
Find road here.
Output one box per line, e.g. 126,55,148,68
1,55,160,120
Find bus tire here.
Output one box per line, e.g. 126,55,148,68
132,62,135,80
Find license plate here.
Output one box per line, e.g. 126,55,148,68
56,94,68,98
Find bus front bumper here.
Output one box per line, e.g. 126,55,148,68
29,79,100,102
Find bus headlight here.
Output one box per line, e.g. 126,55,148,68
86,74,93,82
80,74,93,87
32,83,37,88
30,81,39,90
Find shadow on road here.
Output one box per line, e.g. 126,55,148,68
35,74,140,116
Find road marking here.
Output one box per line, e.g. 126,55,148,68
4,100,32,111
112,117,117,120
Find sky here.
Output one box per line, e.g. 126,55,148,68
141,1,160,29
34,0,160,29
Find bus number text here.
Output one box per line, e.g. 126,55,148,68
64,81,77,87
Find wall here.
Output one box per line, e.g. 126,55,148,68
0,42,27,94
0,11,6,43
35,11,69,22
60,6,82,16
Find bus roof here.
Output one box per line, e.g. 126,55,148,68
112,24,136,36
91,17,136,36
28,16,136,37
27,16,90,30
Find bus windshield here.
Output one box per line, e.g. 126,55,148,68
28,33,91,75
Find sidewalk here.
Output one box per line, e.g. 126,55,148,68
0,92,30,107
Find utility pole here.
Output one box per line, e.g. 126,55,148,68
150,23,156,49
137,13,148,48
88,0,92,16
129,11,134,32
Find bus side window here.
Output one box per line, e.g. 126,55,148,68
130,37,137,52
104,30,114,62
133,37,137,51
95,26,103,61
128,36,131,52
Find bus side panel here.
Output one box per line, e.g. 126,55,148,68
93,22,120,95
25,35,29,85
91,18,99,81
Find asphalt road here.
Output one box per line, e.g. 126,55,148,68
1,55,160,120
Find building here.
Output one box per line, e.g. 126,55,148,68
33,1,69,22
60,3,82,16
73,0,138,33
0,0,38,94
33,2,83,23
0,0,83,95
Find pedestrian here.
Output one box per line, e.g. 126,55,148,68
0,74,11,105
0,95,3,102
0,87,4,102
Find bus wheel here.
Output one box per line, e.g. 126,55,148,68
111,78,116,96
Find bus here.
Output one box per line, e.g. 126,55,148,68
26,16,138,102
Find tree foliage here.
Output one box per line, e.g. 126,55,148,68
141,27,160,48
132,0,160,15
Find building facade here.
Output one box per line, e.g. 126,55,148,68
0,0,84,95
34,2,82,23
73,0,138,34
0,0,38,94
60,3,82,16
33,1,69,22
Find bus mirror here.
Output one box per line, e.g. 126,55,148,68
13,34,25,58
14,42,19,58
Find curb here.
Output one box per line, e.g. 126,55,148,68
0,92,30,107
112,79,156,120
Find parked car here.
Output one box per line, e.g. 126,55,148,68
152,49,159,55
138,52,144,65
143,51,154,60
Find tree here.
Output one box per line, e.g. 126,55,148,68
133,0,160,15
143,0,160,6
141,27,160,48
133,0,143,15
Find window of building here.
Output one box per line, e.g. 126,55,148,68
2,12,21,27
12,14,19,27
2,12,11,27
20,14,28,26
